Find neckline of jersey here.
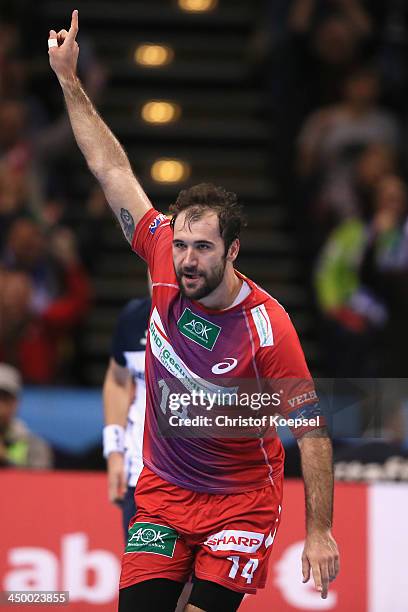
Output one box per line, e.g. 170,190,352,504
190,270,257,316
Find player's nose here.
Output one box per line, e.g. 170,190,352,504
183,247,198,267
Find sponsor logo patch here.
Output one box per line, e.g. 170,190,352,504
177,308,221,351
288,390,318,409
204,529,264,553
125,522,178,557
149,307,238,399
251,304,273,347
149,214,167,235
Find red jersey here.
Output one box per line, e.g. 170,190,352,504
132,209,321,494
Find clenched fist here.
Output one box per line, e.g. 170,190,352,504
48,9,79,85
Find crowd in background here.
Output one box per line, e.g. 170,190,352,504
262,0,408,379
0,3,108,384
1,0,407,476
256,0,408,475
2,0,408,385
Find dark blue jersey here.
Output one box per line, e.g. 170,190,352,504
111,298,151,367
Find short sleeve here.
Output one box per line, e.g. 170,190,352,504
131,208,171,277
257,312,325,438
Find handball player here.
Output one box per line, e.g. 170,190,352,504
48,11,339,612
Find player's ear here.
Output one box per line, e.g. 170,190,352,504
226,238,240,262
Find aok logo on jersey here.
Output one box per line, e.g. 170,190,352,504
149,308,237,400
177,308,221,350
126,522,177,558
204,530,264,553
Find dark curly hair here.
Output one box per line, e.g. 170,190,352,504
169,183,246,253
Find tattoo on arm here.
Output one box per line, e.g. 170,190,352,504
120,208,136,244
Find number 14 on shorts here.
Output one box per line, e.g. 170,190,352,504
227,556,259,584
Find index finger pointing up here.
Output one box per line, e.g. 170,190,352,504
68,9,79,39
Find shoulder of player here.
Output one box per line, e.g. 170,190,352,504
131,207,172,255
247,293,296,348
143,209,171,243
249,286,291,322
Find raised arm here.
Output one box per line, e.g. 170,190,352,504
48,10,152,243
297,432,340,599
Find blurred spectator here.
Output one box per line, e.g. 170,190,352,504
297,65,398,180
0,18,26,99
0,219,91,383
0,10,108,387
360,175,408,376
0,363,53,468
0,98,28,155
260,1,371,109
74,185,110,273
315,142,397,228
0,161,31,248
289,0,372,38
315,173,408,377
0,9,107,239
0,99,43,233
258,0,408,385
314,217,384,377
256,1,392,210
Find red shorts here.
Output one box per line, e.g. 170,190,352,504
120,467,283,594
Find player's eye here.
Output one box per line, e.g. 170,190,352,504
174,241,185,249
197,244,210,250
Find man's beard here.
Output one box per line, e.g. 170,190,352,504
175,259,226,300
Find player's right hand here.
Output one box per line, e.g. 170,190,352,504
107,452,127,503
48,9,79,84
302,529,340,599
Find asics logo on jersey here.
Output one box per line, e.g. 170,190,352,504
211,358,238,375
177,308,221,351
